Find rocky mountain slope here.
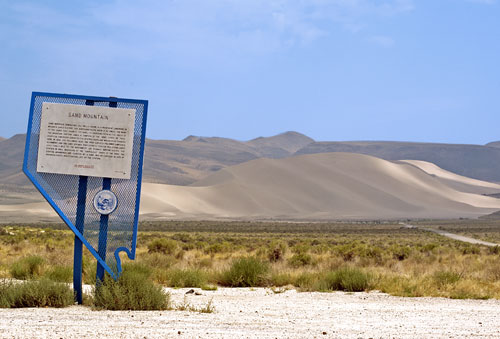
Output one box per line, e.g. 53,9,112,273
2,132,500,191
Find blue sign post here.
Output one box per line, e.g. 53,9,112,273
23,92,148,304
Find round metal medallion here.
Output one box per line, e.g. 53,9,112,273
93,189,118,215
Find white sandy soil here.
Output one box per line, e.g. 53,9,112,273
1,288,499,338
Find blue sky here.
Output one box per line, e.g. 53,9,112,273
0,0,498,143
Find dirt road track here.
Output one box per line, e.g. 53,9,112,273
421,227,500,247
401,223,500,247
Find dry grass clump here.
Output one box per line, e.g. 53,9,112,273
174,295,215,313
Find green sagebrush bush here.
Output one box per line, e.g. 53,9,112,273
10,255,45,280
288,253,313,267
220,257,269,287
166,269,207,288
317,267,371,292
45,265,73,283
390,245,411,261
0,279,74,308
433,271,461,287
147,238,177,255
92,264,170,311
488,246,500,255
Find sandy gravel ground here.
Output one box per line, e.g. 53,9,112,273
1,288,500,338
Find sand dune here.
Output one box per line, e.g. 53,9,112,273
2,152,500,222
140,153,500,220
400,160,500,195
296,140,500,183
0,201,60,222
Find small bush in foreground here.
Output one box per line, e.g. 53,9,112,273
376,275,427,297
220,257,269,287
270,272,294,287
318,267,371,292
45,265,73,283
10,256,45,280
121,262,153,279
0,279,74,308
92,269,170,310
433,271,461,288
167,269,207,288
288,253,313,267
294,272,318,290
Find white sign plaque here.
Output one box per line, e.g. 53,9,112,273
37,102,135,179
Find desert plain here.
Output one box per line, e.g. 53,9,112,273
2,133,500,338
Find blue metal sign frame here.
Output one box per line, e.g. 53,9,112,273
23,92,148,303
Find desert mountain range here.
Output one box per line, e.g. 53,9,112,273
2,132,500,188
144,131,314,185
0,132,499,222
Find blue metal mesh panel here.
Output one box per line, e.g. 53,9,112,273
24,93,147,278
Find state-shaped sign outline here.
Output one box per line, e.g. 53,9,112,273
23,92,148,280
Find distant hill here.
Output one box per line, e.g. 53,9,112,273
247,131,314,157
486,141,500,148
144,131,314,184
0,131,315,190
0,134,30,186
479,210,500,220
296,141,500,183
0,137,5,142
2,132,500,190
144,137,259,185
